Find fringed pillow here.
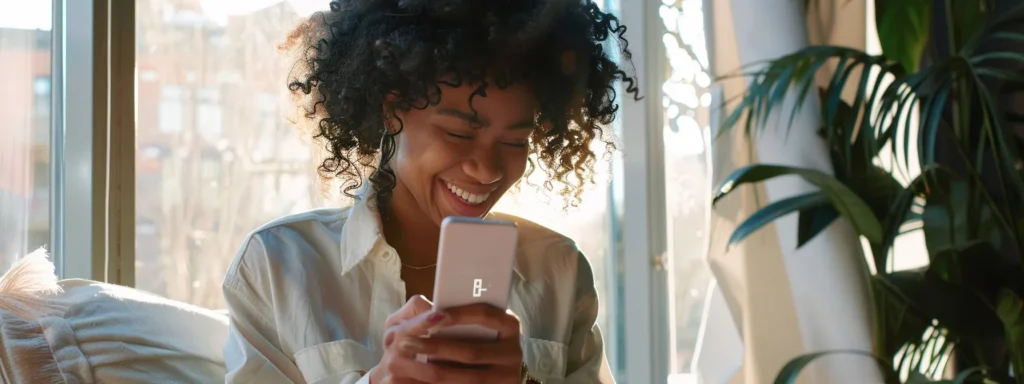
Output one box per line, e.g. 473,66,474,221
0,249,230,383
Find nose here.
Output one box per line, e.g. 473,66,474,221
462,144,504,185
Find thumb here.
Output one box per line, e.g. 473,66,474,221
385,294,434,328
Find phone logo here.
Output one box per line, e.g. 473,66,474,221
472,279,487,297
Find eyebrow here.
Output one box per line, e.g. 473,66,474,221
436,108,536,130
437,108,485,125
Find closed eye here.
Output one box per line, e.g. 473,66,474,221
445,131,472,140
503,141,529,148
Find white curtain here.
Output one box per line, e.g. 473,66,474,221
693,0,883,383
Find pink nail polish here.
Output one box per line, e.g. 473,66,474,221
428,312,446,323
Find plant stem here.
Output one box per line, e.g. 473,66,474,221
939,108,1023,253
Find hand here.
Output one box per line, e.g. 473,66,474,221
370,295,452,384
401,303,525,384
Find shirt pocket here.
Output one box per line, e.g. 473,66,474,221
294,339,377,383
523,337,568,381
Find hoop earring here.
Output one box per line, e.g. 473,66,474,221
379,126,389,151
377,121,395,171
373,119,398,219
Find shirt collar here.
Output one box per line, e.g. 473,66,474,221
338,185,525,280
338,189,386,276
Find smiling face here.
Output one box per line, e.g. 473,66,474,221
386,83,538,226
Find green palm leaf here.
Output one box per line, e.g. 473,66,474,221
874,0,932,72
718,3,1024,382
713,164,883,244
717,46,917,177
772,350,896,384
797,204,839,248
996,289,1024,384
727,192,829,249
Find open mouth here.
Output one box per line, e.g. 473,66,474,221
444,181,491,205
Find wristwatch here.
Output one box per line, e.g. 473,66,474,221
520,363,542,384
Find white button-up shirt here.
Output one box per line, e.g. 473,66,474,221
222,194,615,384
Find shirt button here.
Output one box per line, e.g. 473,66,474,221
539,358,553,372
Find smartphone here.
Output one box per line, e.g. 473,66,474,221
430,216,519,342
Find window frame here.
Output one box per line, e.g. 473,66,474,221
49,0,65,277
54,0,135,284
618,0,673,382
52,0,678,381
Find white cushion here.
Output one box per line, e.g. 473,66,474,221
0,250,229,383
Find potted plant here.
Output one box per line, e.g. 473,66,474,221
712,1,1024,382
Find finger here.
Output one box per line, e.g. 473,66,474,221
389,375,432,384
413,338,522,366
443,304,521,340
383,354,445,383
384,310,451,348
385,295,434,328
379,375,431,384
421,362,521,384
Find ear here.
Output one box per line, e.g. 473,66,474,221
384,91,402,103
382,108,400,135
382,94,401,134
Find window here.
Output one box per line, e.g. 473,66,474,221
195,87,222,140
493,144,618,367
33,76,51,116
0,4,52,273
158,85,184,133
32,76,51,145
134,0,325,308
661,0,714,380
490,0,625,378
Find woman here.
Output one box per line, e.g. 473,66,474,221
222,0,639,383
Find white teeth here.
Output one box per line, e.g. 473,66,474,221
445,182,490,205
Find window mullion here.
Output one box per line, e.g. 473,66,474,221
106,0,136,287
60,0,102,280
50,0,66,277
619,0,671,382
57,0,135,284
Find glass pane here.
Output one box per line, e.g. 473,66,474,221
493,142,616,351
495,0,625,378
0,3,52,273
135,1,334,308
660,0,714,381
601,0,628,378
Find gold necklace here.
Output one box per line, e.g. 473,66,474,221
401,262,436,270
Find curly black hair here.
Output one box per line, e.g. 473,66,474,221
284,0,640,215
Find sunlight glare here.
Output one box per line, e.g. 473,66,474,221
0,1,51,30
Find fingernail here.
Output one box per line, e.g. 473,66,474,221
428,312,447,323
399,338,425,353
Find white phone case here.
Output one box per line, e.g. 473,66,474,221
430,216,519,341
